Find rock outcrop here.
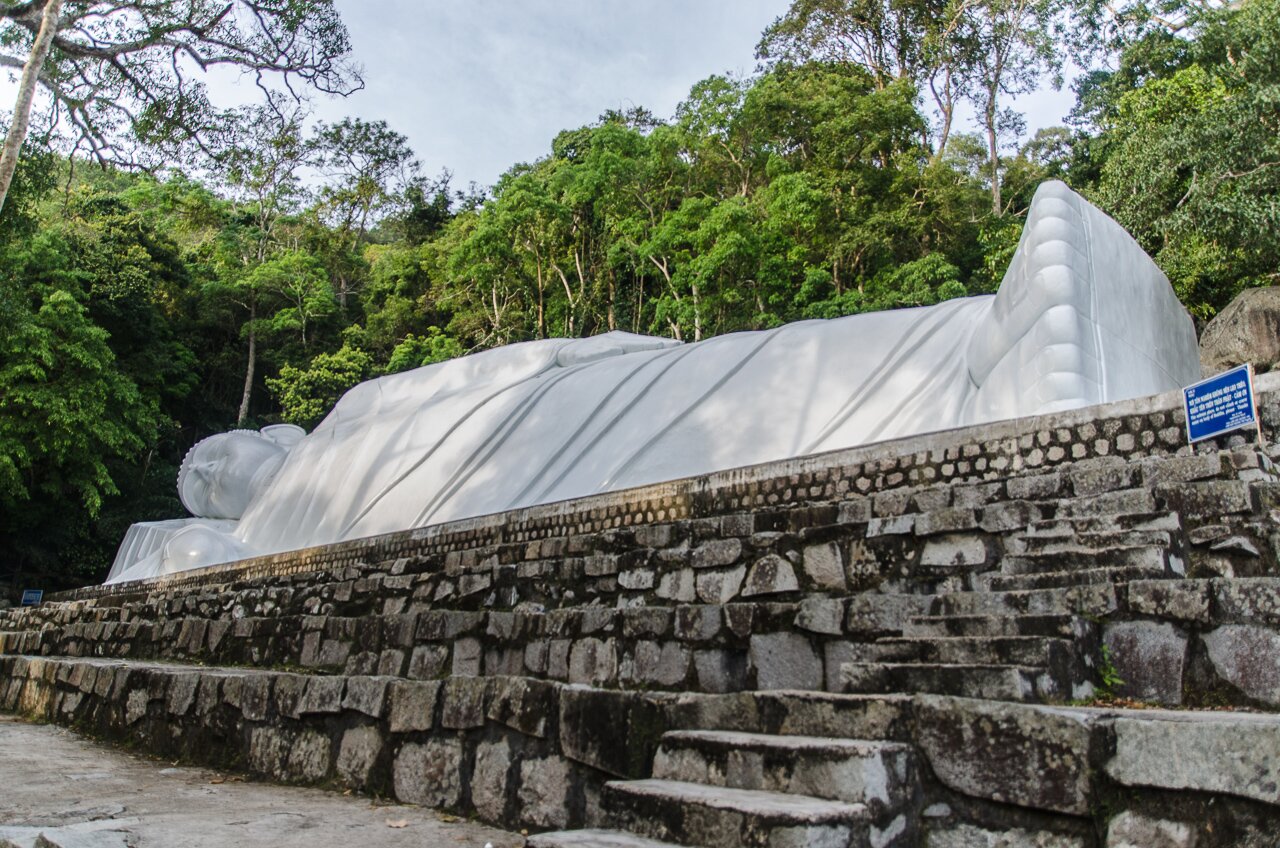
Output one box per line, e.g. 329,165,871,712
1200,285,1280,375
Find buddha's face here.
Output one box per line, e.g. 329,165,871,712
179,432,286,519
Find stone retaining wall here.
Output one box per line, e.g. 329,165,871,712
5,655,1279,846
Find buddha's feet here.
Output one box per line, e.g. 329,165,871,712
962,181,1199,424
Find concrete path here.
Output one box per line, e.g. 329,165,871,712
0,715,526,848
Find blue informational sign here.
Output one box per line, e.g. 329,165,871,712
20,589,42,606
1184,364,1258,444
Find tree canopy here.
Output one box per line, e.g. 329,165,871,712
0,0,1274,592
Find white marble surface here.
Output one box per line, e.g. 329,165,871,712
107,181,1201,583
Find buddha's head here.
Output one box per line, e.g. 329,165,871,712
177,424,305,519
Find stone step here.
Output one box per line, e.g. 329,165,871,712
902,614,1089,639
1056,488,1158,519
604,778,886,848
999,544,1172,574
528,829,684,848
1004,529,1174,556
666,690,915,743
838,661,1068,702
934,583,1117,618
985,565,1174,593
842,636,1071,668
652,730,917,810
1020,511,1181,537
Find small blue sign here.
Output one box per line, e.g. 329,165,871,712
1184,364,1258,444
19,589,42,606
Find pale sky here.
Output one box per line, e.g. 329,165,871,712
307,1,1077,190
2,1,1079,190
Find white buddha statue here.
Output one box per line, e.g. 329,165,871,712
106,181,1202,584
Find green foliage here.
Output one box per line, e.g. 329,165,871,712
386,329,464,374
1096,643,1126,699
266,344,372,428
1081,0,1280,319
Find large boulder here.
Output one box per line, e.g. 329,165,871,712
1200,286,1280,375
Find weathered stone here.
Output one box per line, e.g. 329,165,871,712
240,675,272,721
518,756,573,828
1210,535,1260,556
1202,624,1280,705
452,637,482,677
691,538,743,569
630,640,690,687
165,672,199,716
656,568,697,602
1103,621,1187,705
407,644,449,679
1006,472,1062,501
1212,577,1280,626
289,729,332,781
441,677,487,729
1105,811,1196,848
914,696,1095,815
749,632,822,691
1061,488,1156,517
247,726,289,777
926,822,1085,848
1107,710,1280,805
694,565,745,604
1126,581,1211,625
559,687,667,778
472,738,512,822
801,542,847,591
125,688,148,725
393,739,462,808
867,515,915,537
1199,285,1280,375
387,679,440,733
342,676,390,717
569,638,618,686
1068,459,1135,497
623,607,672,638
796,597,845,636
692,649,744,694
295,676,344,716
919,535,988,568
740,554,799,597
980,501,1037,533
846,593,932,637
673,606,720,642
916,508,979,535
488,676,556,738
1157,481,1251,517
335,725,383,787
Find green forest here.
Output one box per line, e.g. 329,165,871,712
1,0,1277,590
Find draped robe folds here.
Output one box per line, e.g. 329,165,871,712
236,299,995,554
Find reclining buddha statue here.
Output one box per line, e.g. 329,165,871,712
105,181,1202,584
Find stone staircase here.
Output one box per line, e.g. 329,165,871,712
533,703,920,848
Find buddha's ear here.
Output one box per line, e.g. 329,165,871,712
260,423,306,450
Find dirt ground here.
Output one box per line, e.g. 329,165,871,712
0,714,527,848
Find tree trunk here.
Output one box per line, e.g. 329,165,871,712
985,95,1001,216
237,304,257,426
0,0,63,215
